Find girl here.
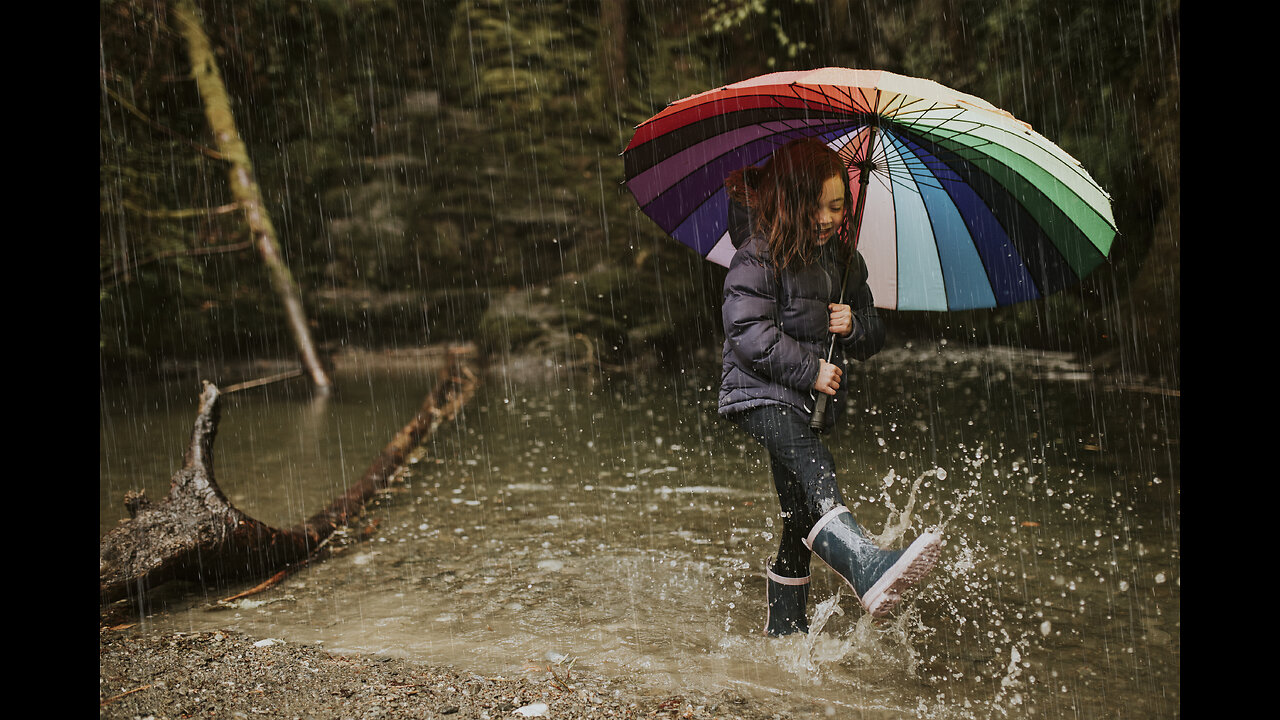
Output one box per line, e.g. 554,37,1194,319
719,138,941,636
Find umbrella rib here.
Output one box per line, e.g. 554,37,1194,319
975,123,1117,210
893,110,1080,190
869,124,931,195
782,79,844,114
632,105,851,159
880,92,927,121
913,130,1101,298
883,96,956,123
812,83,859,115
919,142,1027,306
632,115,853,205
827,84,863,114
638,116,854,236
635,90,853,139
811,118,968,194
906,119,1117,234
894,107,1069,181
878,101,1010,183
881,131,963,310
901,120,1111,235
778,82,857,118
897,104,973,140
649,117,898,252
648,83,1105,214
625,71,1115,308
868,134,895,193
905,104,1029,148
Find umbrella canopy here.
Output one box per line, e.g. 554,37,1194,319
623,68,1117,311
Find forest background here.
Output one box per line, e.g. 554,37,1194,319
99,0,1180,384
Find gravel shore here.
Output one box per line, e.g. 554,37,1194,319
99,627,787,720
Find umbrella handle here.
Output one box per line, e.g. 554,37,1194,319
809,331,840,430
810,126,878,434
810,393,831,431
809,159,872,433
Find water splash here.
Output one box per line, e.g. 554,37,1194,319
872,467,940,546
771,587,847,681
106,350,1178,717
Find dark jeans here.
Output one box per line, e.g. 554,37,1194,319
728,403,847,578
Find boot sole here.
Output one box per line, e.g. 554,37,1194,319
859,532,942,618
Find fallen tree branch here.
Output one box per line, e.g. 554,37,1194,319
99,239,255,288
218,567,292,603
100,81,226,160
120,199,244,219
99,345,479,606
100,684,154,707
220,368,306,394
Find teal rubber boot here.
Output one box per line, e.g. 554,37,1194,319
763,565,810,636
803,506,941,618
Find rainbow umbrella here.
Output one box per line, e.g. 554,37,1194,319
623,68,1117,311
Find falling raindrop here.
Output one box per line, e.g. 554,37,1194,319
100,2,1177,717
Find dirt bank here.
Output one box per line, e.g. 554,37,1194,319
99,627,787,720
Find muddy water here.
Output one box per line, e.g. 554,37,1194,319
100,344,1179,718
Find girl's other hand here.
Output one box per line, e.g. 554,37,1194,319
828,303,853,336
814,359,842,395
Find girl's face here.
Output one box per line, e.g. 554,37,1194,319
814,174,847,243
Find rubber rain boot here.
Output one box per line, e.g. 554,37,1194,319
803,506,941,618
763,565,810,636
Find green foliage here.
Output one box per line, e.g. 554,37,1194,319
625,4,722,123
702,0,820,67
442,0,593,120
99,0,1178,378
873,0,1180,375
101,0,253,360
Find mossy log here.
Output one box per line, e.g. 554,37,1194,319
172,0,332,393
99,347,479,605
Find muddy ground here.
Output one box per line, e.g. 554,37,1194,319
99,348,871,719
99,626,794,720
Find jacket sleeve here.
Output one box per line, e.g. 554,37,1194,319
838,250,886,361
723,246,820,392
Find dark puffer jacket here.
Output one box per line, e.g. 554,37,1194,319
718,202,885,429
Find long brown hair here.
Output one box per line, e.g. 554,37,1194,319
725,137,852,270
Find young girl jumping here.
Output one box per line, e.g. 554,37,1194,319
718,137,942,636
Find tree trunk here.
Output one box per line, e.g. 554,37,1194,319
99,346,479,606
172,0,333,393
599,0,628,138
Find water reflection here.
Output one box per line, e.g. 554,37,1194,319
99,344,1179,717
